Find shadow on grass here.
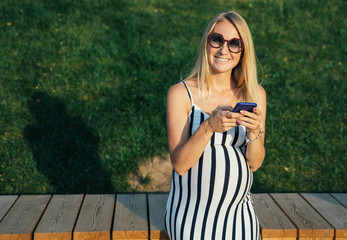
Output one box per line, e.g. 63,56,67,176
24,92,113,193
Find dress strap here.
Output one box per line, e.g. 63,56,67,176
180,81,194,107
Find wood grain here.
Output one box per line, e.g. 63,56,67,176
34,194,83,240
331,193,347,208
0,195,18,222
0,193,344,240
301,193,347,238
0,195,51,240
113,194,148,240
148,194,169,240
271,193,334,239
74,194,115,240
257,238,296,240
253,193,297,238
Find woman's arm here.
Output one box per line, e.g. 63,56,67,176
236,85,267,171
167,82,241,175
166,83,212,175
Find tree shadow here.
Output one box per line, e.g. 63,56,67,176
24,92,113,193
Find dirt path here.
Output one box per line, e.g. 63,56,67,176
128,154,172,192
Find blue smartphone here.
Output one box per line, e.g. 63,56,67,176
232,102,257,113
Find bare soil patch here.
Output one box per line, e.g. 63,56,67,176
128,154,172,192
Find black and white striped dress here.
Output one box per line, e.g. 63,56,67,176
164,82,260,240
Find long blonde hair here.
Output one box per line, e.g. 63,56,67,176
184,11,259,105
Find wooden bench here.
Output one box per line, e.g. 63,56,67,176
0,193,346,239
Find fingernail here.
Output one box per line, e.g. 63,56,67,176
237,120,241,124
240,110,244,114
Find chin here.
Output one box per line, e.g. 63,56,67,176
210,65,234,74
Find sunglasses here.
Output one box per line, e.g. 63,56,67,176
207,33,244,53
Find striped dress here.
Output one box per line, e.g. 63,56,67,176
164,82,260,240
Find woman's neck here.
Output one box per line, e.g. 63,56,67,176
210,72,237,93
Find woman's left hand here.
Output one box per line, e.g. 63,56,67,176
236,107,262,136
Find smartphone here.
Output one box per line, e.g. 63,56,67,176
232,102,257,113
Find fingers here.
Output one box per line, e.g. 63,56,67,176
240,107,260,117
208,106,263,133
208,109,241,132
237,107,262,131
224,111,241,119
218,105,233,112
240,108,261,120
237,118,258,130
252,107,261,115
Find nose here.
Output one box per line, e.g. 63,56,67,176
219,41,229,54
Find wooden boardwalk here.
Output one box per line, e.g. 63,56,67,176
0,193,346,240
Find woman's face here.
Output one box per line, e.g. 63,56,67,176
207,20,242,75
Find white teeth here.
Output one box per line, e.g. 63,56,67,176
215,56,229,62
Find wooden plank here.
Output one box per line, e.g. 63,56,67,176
0,195,51,240
0,195,18,222
148,194,169,240
331,193,347,208
271,193,334,239
301,193,347,239
74,194,115,240
34,194,84,240
252,193,297,239
113,194,148,240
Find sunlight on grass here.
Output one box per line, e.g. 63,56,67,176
0,0,345,193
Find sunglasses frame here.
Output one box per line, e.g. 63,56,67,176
207,33,244,53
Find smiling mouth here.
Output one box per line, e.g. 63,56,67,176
215,56,230,62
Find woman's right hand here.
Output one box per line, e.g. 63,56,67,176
206,106,242,133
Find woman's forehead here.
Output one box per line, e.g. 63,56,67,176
212,20,240,39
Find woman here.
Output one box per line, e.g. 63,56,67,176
164,11,266,240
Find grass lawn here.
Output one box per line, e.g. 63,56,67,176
0,0,346,193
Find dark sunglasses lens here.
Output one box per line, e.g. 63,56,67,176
229,39,242,52
209,34,223,48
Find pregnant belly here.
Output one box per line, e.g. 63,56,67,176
193,145,252,205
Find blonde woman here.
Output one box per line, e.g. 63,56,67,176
164,11,266,240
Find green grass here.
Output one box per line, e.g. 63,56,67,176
0,0,346,193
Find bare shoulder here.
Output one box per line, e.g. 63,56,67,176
167,82,191,114
257,84,266,97
257,85,267,118
257,84,267,104
167,82,187,100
